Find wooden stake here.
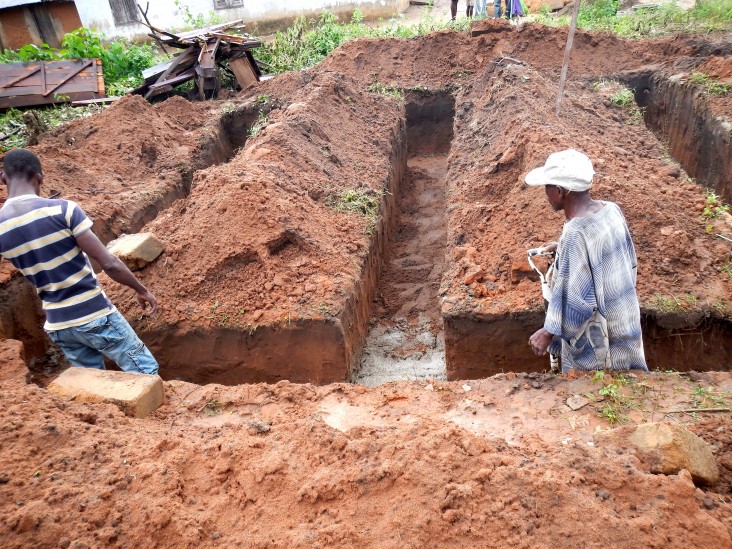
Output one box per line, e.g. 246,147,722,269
555,0,582,116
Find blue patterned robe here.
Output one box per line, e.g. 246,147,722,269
545,202,647,371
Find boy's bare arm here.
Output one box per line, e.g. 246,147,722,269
75,230,158,313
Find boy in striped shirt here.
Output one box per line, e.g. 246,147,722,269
0,149,159,375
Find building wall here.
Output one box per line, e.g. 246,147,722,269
0,1,82,49
75,0,410,39
0,6,38,49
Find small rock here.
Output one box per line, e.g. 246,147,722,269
594,422,719,486
463,268,484,286
660,226,674,236
252,310,264,321
264,282,274,291
566,395,590,411
595,489,611,501
703,496,716,510
462,384,472,392
531,381,543,389
212,532,221,540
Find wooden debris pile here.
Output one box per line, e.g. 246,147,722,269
134,20,262,101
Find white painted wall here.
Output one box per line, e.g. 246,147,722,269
75,0,410,39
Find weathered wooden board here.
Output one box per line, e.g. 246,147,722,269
0,59,105,109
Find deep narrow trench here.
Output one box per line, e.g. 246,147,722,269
352,93,454,385
0,102,269,371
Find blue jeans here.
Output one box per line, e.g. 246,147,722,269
47,311,159,375
476,0,487,16
494,0,502,17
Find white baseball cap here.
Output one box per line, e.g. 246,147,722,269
525,149,595,192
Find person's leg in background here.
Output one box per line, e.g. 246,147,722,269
467,0,474,18
493,0,502,18
451,0,458,20
476,0,487,17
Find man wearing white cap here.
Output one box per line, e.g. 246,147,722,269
525,149,647,372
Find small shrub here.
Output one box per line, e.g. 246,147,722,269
609,87,635,107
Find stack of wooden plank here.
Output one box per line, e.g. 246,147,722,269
0,59,107,109
134,20,262,100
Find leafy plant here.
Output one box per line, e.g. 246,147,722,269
248,111,269,137
702,190,730,221
173,0,224,29
609,87,635,107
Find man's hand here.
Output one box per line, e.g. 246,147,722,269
136,290,158,314
529,328,554,356
540,241,558,254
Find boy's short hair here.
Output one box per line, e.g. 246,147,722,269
2,148,43,181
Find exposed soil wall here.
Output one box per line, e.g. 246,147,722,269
1,22,731,383
633,72,732,203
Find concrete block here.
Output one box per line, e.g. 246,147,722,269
48,367,164,418
595,422,719,486
107,232,165,271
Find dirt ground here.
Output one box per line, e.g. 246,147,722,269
1,18,732,547
1,339,731,548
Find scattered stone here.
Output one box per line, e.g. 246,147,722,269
462,384,472,392
595,489,611,501
566,395,590,411
594,422,719,486
107,232,165,271
660,226,674,236
531,381,543,389
48,367,164,419
703,496,716,510
463,268,484,286
246,419,271,434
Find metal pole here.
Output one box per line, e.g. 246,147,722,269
555,0,582,116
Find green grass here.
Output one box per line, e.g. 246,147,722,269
325,188,382,234
609,87,635,107
367,82,404,99
256,9,472,74
688,71,730,96
651,293,698,313
0,104,106,151
532,0,732,38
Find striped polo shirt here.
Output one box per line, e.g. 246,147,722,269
0,194,114,331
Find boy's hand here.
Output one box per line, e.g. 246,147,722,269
136,290,159,314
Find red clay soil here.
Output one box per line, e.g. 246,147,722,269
1,21,730,375
1,339,731,548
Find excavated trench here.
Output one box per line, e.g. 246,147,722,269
0,102,268,369
626,71,732,202
3,75,731,382
352,93,454,385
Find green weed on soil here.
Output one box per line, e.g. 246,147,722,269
533,0,732,38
